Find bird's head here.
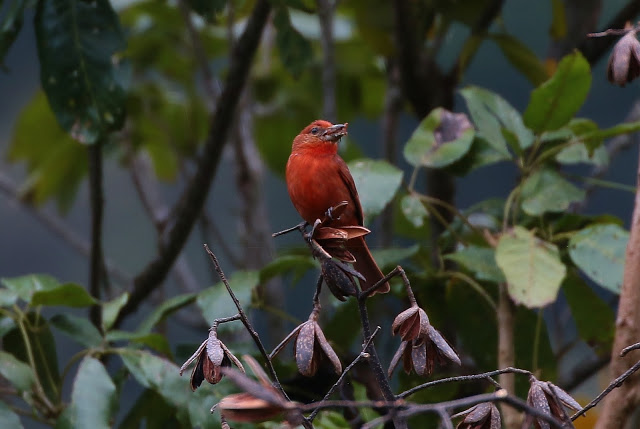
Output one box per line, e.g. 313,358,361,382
292,120,348,150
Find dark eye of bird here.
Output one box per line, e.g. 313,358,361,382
310,127,319,135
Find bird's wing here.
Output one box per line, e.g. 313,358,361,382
335,155,364,226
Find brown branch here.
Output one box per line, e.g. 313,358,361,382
595,146,640,428
497,283,519,429
579,0,640,65
88,142,106,329
115,0,272,327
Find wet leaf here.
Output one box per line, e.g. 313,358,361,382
496,227,566,307
569,224,628,294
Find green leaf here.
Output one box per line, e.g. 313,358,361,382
187,0,226,21
70,357,117,429
3,312,60,399
403,108,475,168
569,224,628,294
31,283,97,308
460,86,533,154
0,288,19,307
35,0,127,143
101,292,129,332
0,401,23,429
137,293,196,334
196,270,258,325
50,314,102,348
445,246,505,283
523,51,591,132
348,159,403,218
0,317,16,338
106,331,172,357
1,274,61,303
260,255,317,284
273,7,312,78
0,0,26,66
496,226,566,307
0,351,34,392
9,92,87,211
556,142,608,166
579,120,640,148
491,33,548,86
371,244,420,270
562,270,614,353
521,169,585,216
400,194,429,228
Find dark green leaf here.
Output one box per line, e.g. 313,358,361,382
273,7,312,78
569,224,628,294
400,194,429,228
0,350,34,391
445,246,505,283
556,142,608,166
1,273,60,303
521,169,585,215
403,108,475,168
491,33,548,86
9,92,87,212
137,293,196,334
196,270,258,325
371,244,419,269
348,159,403,218
3,312,60,399
101,292,128,332
35,0,127,143
460,86,533,154
562,270,614,353
187,0,226,21
523,51,591,132
70,357,117,429
51,314,102,348
0,400,23,429
496,227,566,308
260,255,317,284
448,137,511,174
106,331,172,356
0,0,26,66
31,283,97,307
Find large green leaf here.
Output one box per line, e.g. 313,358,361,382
371,244,420,270
0,351,35,392
490,33,548,86
70,357,117,429
403,108,475,168
445,245,505,283
1,274,61,303
400,194,429,228
523,51,591,132
260,255,317,284
106,331,171,357
348,159,403,218
9,92,87,211
35,0,127,143
50,314,103,348
562,270,614,353
460,86,533,154
520,169,585,216
569,224,628,294
496,227,566,307
196,270,258,325
0,0,26,66
273,7,312,79
0,401,23,429
137,293,196,334
31,283,97,308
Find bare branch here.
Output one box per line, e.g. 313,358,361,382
88,143,106,329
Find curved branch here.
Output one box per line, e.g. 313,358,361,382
115,0,272,326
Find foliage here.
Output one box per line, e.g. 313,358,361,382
1,0,638,428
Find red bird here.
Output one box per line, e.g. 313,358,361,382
286,120,390,294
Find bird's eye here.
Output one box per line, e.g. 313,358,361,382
310,127,319,135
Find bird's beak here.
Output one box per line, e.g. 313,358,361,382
321,123,348,142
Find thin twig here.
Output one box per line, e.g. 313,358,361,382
272,221,307,237
398,367,531,399
203,245,290,401
621,341,640,357
88,143,106,329
308,326,382,421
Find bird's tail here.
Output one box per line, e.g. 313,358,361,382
347,236,390,294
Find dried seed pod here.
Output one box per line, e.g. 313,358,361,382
294,319,342,377
321,259,358,301
525,377,581,428
391,305,430,341
607,29,640,86
455,402,501,429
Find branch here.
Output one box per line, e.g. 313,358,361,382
88,143,106,329
115,0,272,326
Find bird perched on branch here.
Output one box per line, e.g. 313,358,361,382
285,120,390,294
